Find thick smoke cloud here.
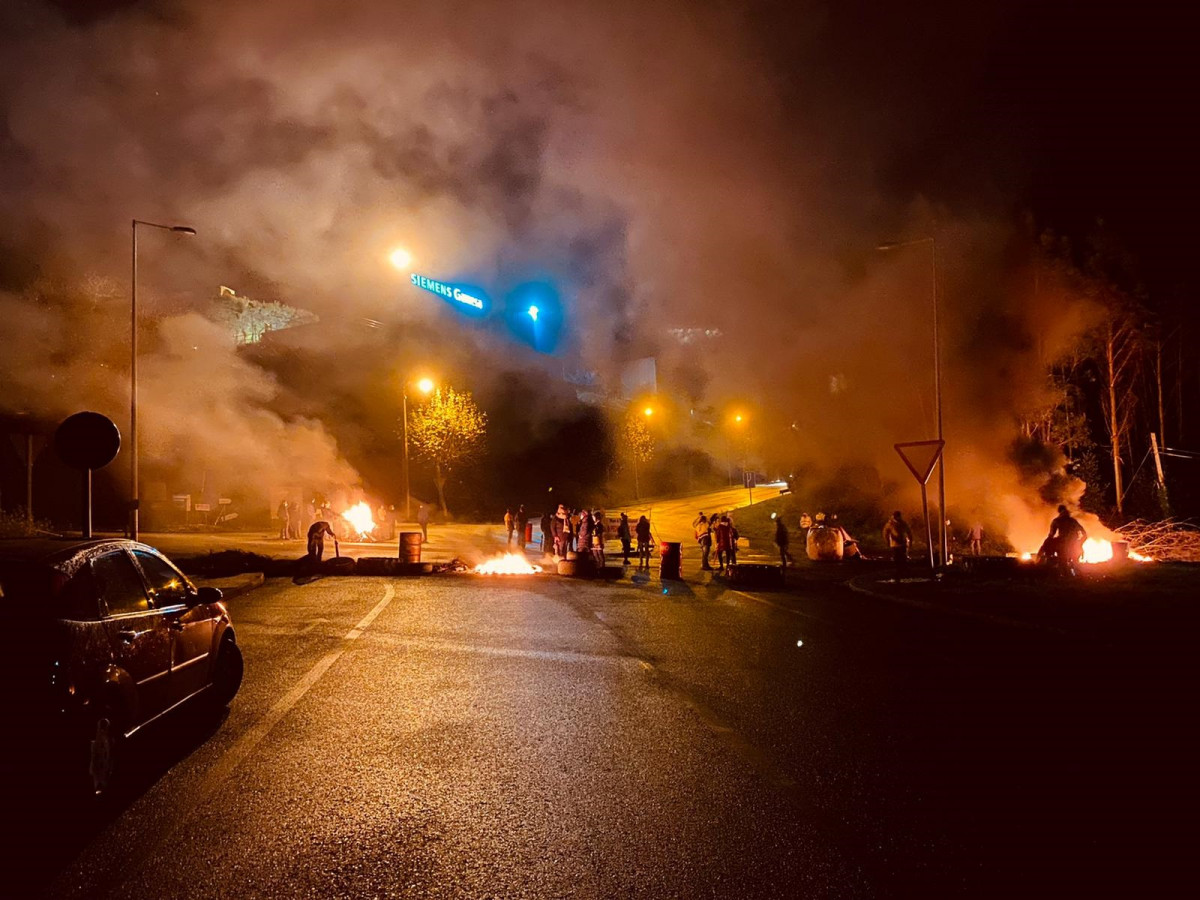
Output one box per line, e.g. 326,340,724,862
0,0,1101,537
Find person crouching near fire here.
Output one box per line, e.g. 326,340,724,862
1039,505,1086,574
307,519,339,564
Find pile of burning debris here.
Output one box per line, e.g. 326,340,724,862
1117,519,1200,563
432,555,544,575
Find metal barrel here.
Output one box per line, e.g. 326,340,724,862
398,532,423,563
659,541,683,580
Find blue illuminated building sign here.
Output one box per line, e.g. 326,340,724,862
410,274,488,313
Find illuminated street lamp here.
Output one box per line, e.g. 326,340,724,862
643,406,654,417
389,247,413,270
877,236,947,567
131,219,195,541
402,376,435,520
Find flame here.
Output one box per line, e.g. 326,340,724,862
474,553,542,575
1018,538,1154,564
341,502,376,538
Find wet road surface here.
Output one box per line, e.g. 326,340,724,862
7,571,1192,897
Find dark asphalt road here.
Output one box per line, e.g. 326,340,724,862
6,572,1194,898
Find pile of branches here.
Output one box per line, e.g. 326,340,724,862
1117,518,1200,562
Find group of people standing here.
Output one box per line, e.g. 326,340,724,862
693,511,740,572
277,499,331,541
519,505,655,568
541,504,609,566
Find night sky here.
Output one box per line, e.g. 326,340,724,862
1,0,1194,524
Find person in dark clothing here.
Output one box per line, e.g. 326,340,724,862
307,520,338,562
617,513,632,565
713,515,733,572
635,515,652,568
515,505,528,549
417,503,429,541
593,511,606,567
277,500,292,540
553,504,569,557
695,514,713,570
774,516,794,568
540,510,553,554
1040,504,1087,574
578,509,593,557
883,511,912,569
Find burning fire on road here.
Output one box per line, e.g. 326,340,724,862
1018,538,1153,564
341,502,377,540
474,554,543,575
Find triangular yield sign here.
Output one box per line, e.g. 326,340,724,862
895,440,944,485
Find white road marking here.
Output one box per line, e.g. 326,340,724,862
345,583,396,639
108,582,399,896
194,584,395,799
730,589,838,627
368,631,644,667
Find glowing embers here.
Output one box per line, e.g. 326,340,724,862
474,554,543,575
341,502,376,539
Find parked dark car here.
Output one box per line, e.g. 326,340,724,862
1,539,243,798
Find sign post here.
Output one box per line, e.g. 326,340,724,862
55,412,122,539
894,440,945,570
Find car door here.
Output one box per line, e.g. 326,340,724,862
94,550,172,726
132,549,214,701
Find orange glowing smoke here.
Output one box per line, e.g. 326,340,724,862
341,502,376,538
474,554,543,575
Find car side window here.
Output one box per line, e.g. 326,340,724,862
55,568,101,620
93,552,151,617
132,551,191,608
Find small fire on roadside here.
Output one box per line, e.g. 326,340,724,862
341,502,376,540
474,554,543,575
1018,538,1152,564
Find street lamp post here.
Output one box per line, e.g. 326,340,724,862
131,219,195,542
402,377,435,521
877,236,947,567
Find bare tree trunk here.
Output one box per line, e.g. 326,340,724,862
1156,339,1166,447
1177,330,1185,445
434,460,449,516
1106,324,1125,516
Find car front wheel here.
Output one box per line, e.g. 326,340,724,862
211,639,243,707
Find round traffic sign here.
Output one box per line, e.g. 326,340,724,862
55,412,121,470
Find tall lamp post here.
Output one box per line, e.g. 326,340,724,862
402,377,435,521
131,219,195,541
877,236,947,567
